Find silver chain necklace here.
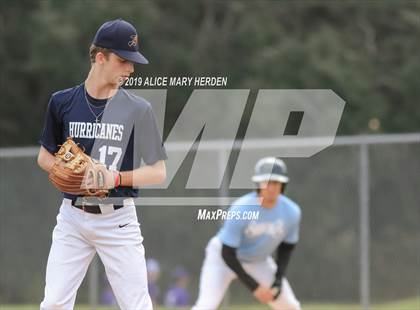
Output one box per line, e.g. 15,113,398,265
84,88,107,123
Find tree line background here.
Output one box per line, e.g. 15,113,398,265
0,0,419,306
0,0,419,147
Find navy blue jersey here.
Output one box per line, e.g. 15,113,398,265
39,83,167,200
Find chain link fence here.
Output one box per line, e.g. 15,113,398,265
0,134,419,308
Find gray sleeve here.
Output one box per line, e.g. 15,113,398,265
136,105,167,165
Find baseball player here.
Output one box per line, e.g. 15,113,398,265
192,157,302,310
37,19,167,310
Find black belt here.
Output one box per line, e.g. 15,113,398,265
73,204,124,214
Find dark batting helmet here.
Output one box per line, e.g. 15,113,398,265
252,157,289,184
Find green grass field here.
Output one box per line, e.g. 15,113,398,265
1,298,418,310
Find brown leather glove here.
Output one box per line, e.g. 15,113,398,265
49,137,118,197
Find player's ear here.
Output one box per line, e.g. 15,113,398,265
95,52,107,64
280,182,287,194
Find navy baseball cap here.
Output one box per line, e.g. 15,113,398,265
92,18,148,64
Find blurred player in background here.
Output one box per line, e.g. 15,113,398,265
164,266,191,307
147,258,162,305
100,275,117,306
192,157,302,310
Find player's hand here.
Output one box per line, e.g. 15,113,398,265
98,167,120,190
253,285,275,304
271,278,282,300
83,164,119,191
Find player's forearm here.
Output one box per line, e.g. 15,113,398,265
37,146,56,173
120,160,166,187
274,242,296,282
221,244,259,292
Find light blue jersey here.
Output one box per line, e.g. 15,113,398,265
217,192,301,262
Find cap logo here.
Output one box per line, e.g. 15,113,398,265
128,34,138,47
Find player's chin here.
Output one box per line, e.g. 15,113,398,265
117,76,129,86
267,197,278,205
266,194,277,201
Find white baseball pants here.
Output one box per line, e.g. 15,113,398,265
192,236,301,310
40,199,152,310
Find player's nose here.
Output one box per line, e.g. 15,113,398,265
126,62,134,73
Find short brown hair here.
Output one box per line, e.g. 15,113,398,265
89,44,111,63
